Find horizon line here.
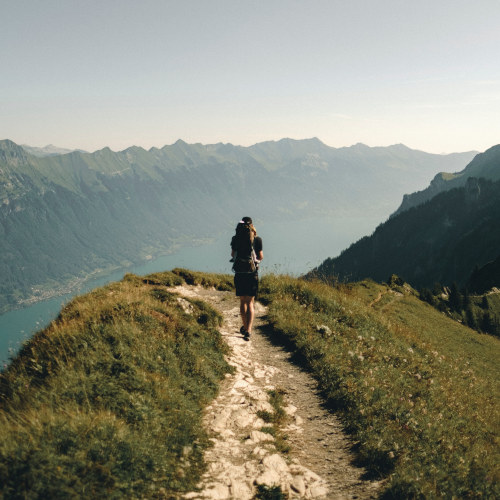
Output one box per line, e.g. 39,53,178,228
2,137,483,156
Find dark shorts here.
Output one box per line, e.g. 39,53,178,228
234,273,259,297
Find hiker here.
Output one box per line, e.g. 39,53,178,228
230,217,263,340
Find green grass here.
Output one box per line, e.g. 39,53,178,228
142,268,235,291
257,388,290,454
0,272,232,498
254,484,287,499
171,268,235,291
2,269,498,498
259,274,500,499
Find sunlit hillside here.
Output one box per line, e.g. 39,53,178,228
1,270,498,498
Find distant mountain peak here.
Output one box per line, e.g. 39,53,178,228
0,139,20,149
20,143,86,157
95,146,113,154
0,139,31,165
124,145,146,153
388,143,411,151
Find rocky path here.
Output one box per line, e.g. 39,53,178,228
174,285,383,499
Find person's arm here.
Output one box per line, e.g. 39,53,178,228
230,236,236,259
256,237,263,261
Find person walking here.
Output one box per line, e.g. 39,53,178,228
230,217,263,340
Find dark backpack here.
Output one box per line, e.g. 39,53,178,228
232,242,259,274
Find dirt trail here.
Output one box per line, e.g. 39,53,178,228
369,289,403,310
175,285,383,500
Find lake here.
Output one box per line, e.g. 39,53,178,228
0,215,380,367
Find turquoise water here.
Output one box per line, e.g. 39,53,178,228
0,215,380,367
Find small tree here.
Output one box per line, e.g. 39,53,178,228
493,316,500,338
432,282,443,296
481,295,489,310
480,311,495,334
465,306,478,330
461,287,471,309
419,287,435,306
449,282,462,312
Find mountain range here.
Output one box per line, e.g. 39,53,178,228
0,138,476,313
311,144,500,289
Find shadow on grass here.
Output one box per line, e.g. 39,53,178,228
255,314,310,370
255,312,390,481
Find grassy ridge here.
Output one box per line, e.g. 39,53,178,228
1,269,498,498
259,274,499,499
0,270,233,499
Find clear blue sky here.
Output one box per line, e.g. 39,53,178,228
1,0,499,153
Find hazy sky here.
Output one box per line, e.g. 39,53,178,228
1,0,499,153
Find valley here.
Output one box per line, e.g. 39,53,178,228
0,138,476,314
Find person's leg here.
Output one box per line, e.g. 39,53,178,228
239,296,249,331
240,296,255,334
246,296,255,334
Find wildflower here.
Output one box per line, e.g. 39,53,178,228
348,351,354,357
357,355,364,361
408,347,414,353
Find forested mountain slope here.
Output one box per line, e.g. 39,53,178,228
312,177,500,289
